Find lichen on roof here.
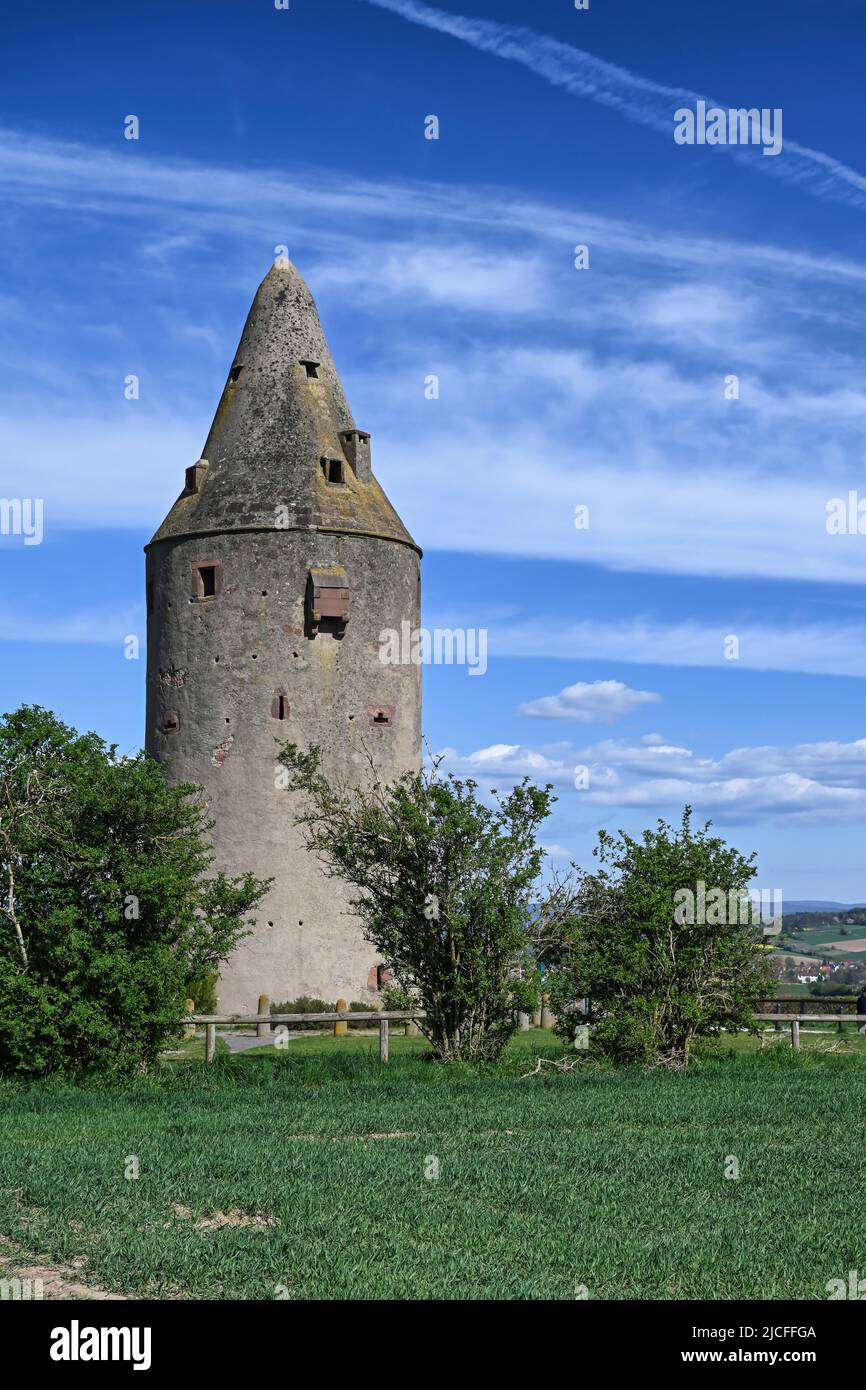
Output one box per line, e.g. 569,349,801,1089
148,258,419,555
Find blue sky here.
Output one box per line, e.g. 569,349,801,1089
4,0,866,898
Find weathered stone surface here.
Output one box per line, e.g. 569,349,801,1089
150,258,414,550
146,259,421,1013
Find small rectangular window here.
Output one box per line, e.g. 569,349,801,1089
271,691,290,720
185,460,208,494
192,561,222,600
301,360,320,379
322,457,344,485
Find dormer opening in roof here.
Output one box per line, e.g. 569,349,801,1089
321,455,344,485
145,255,420,551
184,459,209,495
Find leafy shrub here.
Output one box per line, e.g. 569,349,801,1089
186,972,219,1013
381,983,416,1013
0,706,268,1078
270,996,332,1030
547,808,771,1068
347,999,379,1030
269,997,383,1031
278,745,554,1062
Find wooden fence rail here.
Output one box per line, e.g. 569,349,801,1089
755,995,859,1015
188,1006,865,1063
188,1011,426,1064
753,1012,866,1051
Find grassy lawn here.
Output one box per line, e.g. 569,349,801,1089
1,1030,865,1300
767,978,811,995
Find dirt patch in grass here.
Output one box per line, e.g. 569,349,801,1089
285,1131,419,1142
168,1203,279,1232
0,1234,126,1301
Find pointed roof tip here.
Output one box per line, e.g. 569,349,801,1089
254,253,316,306
147,254,421,556
261,253,302,286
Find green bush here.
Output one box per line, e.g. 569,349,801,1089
185,972,219,1013
279,745,554,1062
0,706,268,1079
269,996,383,1031
381,983,416,1013
270,996,332,1030
547,808,771,1067
347,999,379,1031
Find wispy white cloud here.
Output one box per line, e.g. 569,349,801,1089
361,0,866,213
0,603,142,645
439,733,866,825
482,616,866,680
520,678,661,723
540,842,573,859
4,129,866,593
312,242,551,315
3,129,866,293
0,412,200,534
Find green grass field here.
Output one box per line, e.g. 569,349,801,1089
2,1030,865,1300
781,924,866,959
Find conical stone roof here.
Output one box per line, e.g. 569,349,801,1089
148,258,419,553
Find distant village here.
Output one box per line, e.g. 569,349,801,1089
775,908,866,990
785,960,862,987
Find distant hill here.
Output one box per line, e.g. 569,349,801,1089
778,906,866,928
784,901,866,912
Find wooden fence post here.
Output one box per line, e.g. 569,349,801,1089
205,1023,216,1064
379,1018,389,1063
791,1019,800,1051
334,998,347,1037
257,995,271,1038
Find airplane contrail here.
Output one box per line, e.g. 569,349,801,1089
360,0,866,212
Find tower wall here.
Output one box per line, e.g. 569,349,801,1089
146,527,421,1013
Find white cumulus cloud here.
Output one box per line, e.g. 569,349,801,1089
519,679,661,723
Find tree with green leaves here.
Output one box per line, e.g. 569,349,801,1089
0,706,268,1078
547,807,772,1067
278,745,552,1061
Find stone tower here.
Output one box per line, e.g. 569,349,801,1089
145,258,421,1013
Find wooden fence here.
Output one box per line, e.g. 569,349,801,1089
755,995,859,1016
190,1011,425,1064
754,1012,866,1050
189,1000,865,1063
